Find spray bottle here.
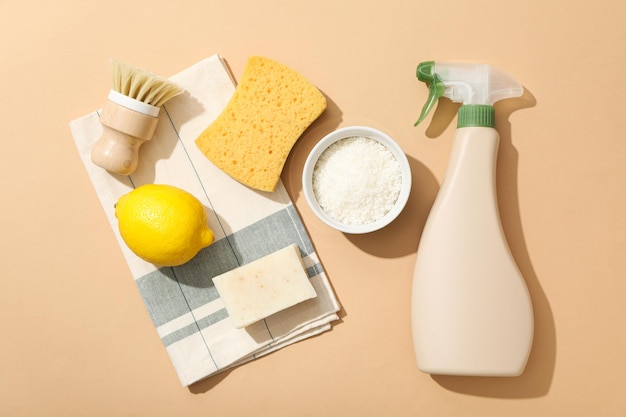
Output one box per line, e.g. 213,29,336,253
411,61,533,376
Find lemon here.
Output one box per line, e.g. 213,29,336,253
115,184,214,266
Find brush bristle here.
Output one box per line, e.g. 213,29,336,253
111,59,182,107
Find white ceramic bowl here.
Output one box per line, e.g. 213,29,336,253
302,126,412,234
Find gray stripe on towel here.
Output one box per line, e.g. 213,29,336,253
135,204,323,339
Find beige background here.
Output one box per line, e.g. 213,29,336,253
1,0,625,415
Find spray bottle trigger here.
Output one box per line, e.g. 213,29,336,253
414,73,445,126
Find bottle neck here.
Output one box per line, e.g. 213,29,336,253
458,105,495,128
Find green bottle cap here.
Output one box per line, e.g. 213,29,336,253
457,105,495,128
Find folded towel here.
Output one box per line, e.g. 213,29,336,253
69,54,341,387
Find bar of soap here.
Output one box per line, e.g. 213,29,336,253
213,244,317,328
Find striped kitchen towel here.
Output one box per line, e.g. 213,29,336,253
69,54,341,387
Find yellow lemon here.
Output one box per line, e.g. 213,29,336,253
115,184,214,266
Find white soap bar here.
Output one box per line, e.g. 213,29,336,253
213,244,317,328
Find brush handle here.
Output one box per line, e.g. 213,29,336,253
90,100,159,175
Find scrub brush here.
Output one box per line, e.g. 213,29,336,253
90,59,183,175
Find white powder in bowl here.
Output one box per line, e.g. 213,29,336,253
312,136,402,225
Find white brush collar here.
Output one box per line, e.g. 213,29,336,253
107,90,160,117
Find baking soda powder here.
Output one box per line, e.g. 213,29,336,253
312,136,402,225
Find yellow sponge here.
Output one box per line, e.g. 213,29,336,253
195,56,327,192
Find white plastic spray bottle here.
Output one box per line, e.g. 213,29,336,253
411,61,533,377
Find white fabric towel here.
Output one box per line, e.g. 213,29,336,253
69,54,341,387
